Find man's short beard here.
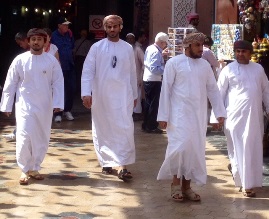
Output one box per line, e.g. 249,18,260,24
189,49,202,59
32,47,42,52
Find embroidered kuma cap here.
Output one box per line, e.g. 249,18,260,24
234,40,253,52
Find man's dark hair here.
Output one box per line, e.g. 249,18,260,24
15,32,27,41
204,36,214,47
135,31,146,41
43,28,52,37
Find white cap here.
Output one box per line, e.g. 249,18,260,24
155,32,170,45
126,33,135,38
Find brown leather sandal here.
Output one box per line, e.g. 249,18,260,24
118,169,132,181
28,171,44,180
182,188,201,201
243,189,256,197
102,167,113,175
19,172,29,185
171,183,183,202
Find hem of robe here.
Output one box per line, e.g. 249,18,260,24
18,164,42,173
157,158,207,186
99,162,136,168
98,158,136,168
233,178,263,189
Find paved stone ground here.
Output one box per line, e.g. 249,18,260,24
1,105,269,218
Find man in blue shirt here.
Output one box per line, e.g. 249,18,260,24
142,32,169,133
51,17,75,122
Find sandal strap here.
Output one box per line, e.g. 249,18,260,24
28,170,40,176
243,189,256,197
171,184,181,197
118,169,133,180
182,188,200,201
102,167,113,174
20,172,29,178
122,169,131,174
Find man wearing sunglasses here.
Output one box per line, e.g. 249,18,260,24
81,15,137,182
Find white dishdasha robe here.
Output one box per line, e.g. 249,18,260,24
0,51,64,172
81,38,137,167
157,54,226,185
133,42,144,114
217,61,269,189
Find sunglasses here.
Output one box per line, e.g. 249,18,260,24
112,56,117,68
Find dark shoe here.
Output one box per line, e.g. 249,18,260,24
145,128,164,134
133,113,143,121
102,167,113,175
118,169,133,181
141,123,146,131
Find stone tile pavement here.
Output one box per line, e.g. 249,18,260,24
0,108,269,218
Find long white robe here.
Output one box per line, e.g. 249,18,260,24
0,51,64,172
217,61,269,189
81,38,137,167
133,42,144,113
157,54,226,185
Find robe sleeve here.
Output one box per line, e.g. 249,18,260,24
261,69,269,113
157,59,176,122
129,48,138,100
206,65,227,119
217,66,229,106
203,49,219,69
81,44,97,98
51,58,64,110
135,46,144,83
0,58,20,112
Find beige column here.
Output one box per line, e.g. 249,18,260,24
149,0,172,43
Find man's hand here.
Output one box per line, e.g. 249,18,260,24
159,121,167,129
137,79,142,87
3,112,11,117
217,117,225,125
82,96,92,109
53,108,62,113
162,49,169,57
134,99,137,108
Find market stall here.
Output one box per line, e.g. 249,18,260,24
167,27,195,58
211,24,244,60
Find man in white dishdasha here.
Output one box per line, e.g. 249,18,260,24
81,15,137,181
215,40,269,197
157,32,226,201
0,28,64,185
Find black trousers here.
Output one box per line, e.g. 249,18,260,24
74,55,86,94
54,69,76,116
142,81,162,131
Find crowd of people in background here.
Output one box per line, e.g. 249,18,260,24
0,12,268,201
